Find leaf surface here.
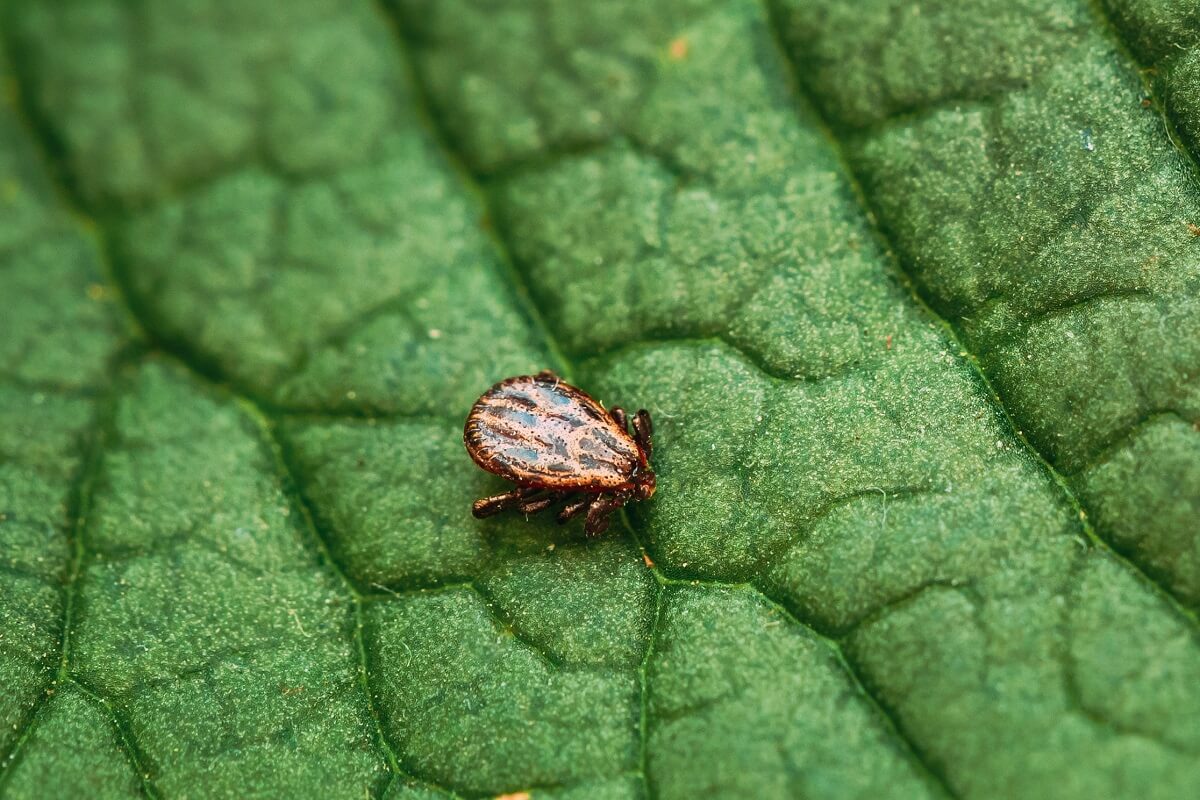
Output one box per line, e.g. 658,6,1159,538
1,0,1199,798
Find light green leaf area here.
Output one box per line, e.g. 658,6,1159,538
1,0,1198,799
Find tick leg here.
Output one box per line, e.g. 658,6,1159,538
472,488,526,518
472,486,541,518
584,493,625,537
557,494,591,524
609,406,629,433
633,409,653,457
518,491,557,515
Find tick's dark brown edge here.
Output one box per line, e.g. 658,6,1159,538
464,370,655,536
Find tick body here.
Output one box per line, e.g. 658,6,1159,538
464,370,655,536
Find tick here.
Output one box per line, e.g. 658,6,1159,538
464,370,655,536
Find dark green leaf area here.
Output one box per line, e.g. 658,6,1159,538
71,362,385,798
772,0,1200,613
1,0,1199,798
365,589,638,795
1,685,142,800
0,88,126,780
647,586,935,799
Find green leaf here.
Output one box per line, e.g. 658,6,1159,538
1,0,1198,798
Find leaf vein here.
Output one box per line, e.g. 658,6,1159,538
761,0,1200,633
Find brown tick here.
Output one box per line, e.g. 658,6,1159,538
464,370,655,536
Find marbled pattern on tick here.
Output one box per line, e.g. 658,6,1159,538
465,374,640,490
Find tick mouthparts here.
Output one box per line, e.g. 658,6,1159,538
636,471,656,500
